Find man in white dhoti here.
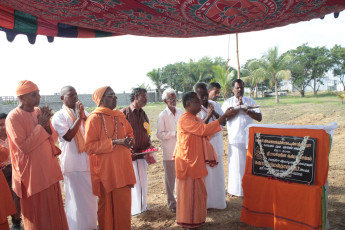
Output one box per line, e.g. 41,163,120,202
222,79,262,197
122,88,153,215
52,86,97,230
194,82,226,209
157,88,183,212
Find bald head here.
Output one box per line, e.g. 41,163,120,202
60,86,78,109
61,86,75,96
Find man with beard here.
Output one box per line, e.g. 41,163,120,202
85,86,136,229
6,80,68,230
156,88,183,212
52,86,97,230
121,88,153,215
222,79,262,197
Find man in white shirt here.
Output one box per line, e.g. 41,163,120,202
194,82,226,209
52,86,97,230
157,88,183,212
222,79,262,197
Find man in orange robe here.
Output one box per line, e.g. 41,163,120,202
85,86,136,230
5,80,68,230
0,113,22,230
174,92,233,229
0,143,16,230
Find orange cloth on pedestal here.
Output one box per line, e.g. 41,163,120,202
241,127,330,230
174,111,220,228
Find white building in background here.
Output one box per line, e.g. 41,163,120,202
280,74,345,93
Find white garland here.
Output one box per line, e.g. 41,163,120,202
256,133,309,178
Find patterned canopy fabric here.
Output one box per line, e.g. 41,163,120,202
0,0,344,42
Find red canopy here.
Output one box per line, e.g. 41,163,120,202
0,0,344,40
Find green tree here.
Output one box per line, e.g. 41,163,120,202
147,68,164,98
284,44,314,97
132,83,150,91
161,62,187,92
211,65,236,99
330,44,345,91
308,46,332,95
242,58,266,98
250,47,292,103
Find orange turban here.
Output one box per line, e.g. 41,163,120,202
92,86,109,106
16,80,39,96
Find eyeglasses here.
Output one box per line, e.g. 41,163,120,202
167,99,177,102
104,94,117,98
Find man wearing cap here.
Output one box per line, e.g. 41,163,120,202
5,80,68,230
85,86,136,229
52,86,97,230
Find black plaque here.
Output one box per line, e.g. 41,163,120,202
252,134,317,185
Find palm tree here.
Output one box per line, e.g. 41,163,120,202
251,47,292,103
212,65,236,99
147,68,164,98
132,83,151,91
242,60,266,98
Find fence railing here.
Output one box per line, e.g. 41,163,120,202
0,92,165,113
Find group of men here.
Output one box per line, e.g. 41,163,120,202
0,78,261,230
158,80,261,228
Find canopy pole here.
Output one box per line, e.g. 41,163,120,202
236,33,240,79
224,34,231,99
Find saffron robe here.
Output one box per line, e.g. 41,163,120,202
85,107,136,229
198,101,226,209
5,107,63,198
0,145,16,230
5,107,67,230
174,111,221,228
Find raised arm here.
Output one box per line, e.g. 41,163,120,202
6,115,51,154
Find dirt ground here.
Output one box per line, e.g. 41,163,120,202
8,101,344,229
132,103,345,230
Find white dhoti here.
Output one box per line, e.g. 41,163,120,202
227,143,247,196
205,156,226,209
131,159,148,215
205,132,226,209
63,171,98,230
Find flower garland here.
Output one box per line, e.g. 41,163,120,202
101,114,118,139
256,133,309,178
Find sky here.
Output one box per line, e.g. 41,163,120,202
0,12,345,96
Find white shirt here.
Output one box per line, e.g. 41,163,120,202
222,96,261,144
52,108,90,174
197,100,224,144
156,106,183,160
